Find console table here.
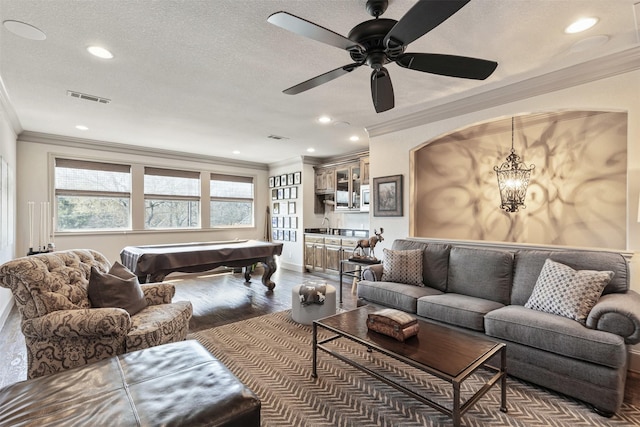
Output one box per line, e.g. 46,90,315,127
339,258,381,303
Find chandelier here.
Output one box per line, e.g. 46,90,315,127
494,117,534,213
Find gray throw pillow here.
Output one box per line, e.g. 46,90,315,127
88,262,147,315
381,248,424,286
524,258,613,324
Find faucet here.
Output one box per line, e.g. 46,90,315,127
321,217,330,234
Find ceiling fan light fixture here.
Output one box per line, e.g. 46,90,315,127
87,46,114,59
565,17,598,34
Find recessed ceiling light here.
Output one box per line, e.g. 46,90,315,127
232,150,241,154
87,46,114,59
565,17,598,34
307,148,316,153
3,20,46,40
349,135,360,142
317,116,332,124
75,125,89,131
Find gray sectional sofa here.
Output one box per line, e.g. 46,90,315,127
357,238,640,416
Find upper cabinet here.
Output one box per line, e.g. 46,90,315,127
360,156,370,184
314,151,369,213
335,162,361,210
315,167,335,194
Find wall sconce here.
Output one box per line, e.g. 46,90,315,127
494,117,535,213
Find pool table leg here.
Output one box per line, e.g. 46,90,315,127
261,257,277,290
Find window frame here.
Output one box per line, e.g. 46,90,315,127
54,157,132,232
143,167,201,230
209,173,255,228
51,156,259,234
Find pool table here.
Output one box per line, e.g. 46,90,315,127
120,239,283,289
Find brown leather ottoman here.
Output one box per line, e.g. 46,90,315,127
0,340,260,427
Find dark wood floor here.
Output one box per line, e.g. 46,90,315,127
1,267,638,407
0,267,357,388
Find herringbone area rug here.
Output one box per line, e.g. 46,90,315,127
190,310,640,426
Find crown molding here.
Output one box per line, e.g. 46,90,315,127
268,156,305,169
366,46,640,138
18,131,269,171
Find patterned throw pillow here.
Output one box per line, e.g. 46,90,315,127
381,248,424,286
525,258,614,324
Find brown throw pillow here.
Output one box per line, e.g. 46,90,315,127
88,262,147,315
381,248,424,286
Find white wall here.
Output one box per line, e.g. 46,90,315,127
370,70,640,291
17,136,269,264
0,103,17,328
269,158,304,272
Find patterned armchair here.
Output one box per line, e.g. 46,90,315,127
0,249,193,379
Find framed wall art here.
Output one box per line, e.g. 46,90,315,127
373,174,403,217
294,171,301,185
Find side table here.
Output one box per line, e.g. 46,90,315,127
338,258,381,303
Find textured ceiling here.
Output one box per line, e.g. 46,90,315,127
0,0,638,164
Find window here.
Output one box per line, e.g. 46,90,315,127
144,167,200,229
210,174,254,227
55,158,131,231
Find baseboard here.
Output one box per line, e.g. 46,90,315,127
630,347,640,373
0,297,14,333
279,261,305,273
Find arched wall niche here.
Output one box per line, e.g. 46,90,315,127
410,110,627,249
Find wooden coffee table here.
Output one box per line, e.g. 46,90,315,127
312,306,507,426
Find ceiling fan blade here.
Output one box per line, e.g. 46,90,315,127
371,68,394,113
283,63,361,95
268,12,364,53
397,53,497,80
384,0,470,47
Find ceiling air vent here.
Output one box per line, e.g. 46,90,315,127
267,134,288,140
67,90,111,104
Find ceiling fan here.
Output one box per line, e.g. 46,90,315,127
267,0,497,113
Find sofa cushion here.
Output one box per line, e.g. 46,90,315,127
391,240,450,291
89,263,147,315
417,294,504,331
381,248,423,286
524,259,613,324
447,247,513,305
485,305,626,368
357,280,442,313
512,250,628,306
126,301,193,350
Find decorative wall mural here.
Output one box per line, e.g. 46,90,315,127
413,111,627,249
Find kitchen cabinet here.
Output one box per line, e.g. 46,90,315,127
360,157,370,184
304,236,325,271
314,167,335,194
335,162,361,210
324,237,342,272
304,234,360,274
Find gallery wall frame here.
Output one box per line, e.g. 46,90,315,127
373,174,403,217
